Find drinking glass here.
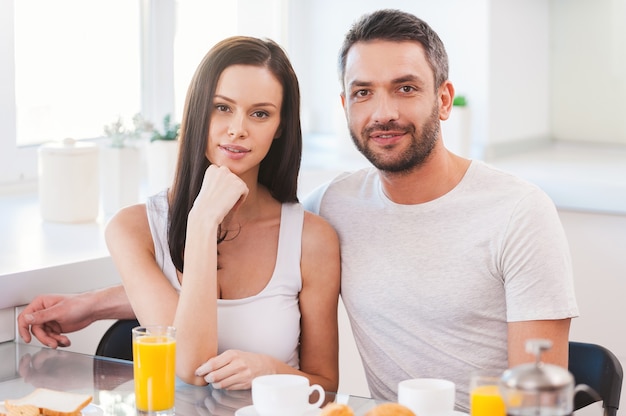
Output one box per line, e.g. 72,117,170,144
132,326,176,415
470,369,506,416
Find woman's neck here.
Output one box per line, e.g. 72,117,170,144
226,182,277,226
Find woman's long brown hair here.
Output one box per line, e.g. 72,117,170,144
168,36,302,272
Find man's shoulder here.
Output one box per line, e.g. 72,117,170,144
469,160,544,193
302,167,375,213
467,160,557,213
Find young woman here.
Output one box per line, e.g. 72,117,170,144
105,36,340,391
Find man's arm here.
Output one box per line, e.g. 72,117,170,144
17,285,135,348
507,318,571,368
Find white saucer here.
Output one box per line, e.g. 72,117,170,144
235,404,321,416
452,412,469,416
81,404,104,415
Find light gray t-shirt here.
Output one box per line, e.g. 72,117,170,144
304,160,579,412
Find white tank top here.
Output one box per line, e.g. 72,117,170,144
146,190,303,368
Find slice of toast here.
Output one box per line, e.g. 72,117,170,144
3,403,40,416
4,388,92,416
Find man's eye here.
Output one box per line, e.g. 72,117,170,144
354,90,369,98
399,86,415,93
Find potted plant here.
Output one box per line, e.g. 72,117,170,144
150,114,179,142
441,94,472,158
101,114,148,215
146,114,180,194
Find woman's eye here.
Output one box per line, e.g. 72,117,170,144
215,104,229,112
252,111,269,119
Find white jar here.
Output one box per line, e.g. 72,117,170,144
38,138,99,223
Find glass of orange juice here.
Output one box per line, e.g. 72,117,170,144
470,369,506,416
132,325,176,415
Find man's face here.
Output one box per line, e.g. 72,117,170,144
341,40,444,173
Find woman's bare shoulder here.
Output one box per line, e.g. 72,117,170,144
105,204,151,248
300,210,340,290
302,210,338,243
301,210,340,263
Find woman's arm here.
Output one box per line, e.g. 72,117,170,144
194,210,341,392
172,165,249,384
105,204,180,327
107,166,248,385
296,211,341,391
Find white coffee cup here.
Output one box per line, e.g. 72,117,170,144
252,374,325,416
398,378,456,416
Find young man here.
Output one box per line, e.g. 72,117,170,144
303,9,578,411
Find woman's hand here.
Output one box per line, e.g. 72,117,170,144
195,349,274,390
189,165,249,227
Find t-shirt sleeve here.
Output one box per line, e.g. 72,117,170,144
302,181,331,214
501,187,579,321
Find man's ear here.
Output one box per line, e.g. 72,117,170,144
439,81,455,121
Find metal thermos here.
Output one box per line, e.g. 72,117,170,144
499,339,598,416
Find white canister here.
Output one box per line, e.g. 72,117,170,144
38,138,99,223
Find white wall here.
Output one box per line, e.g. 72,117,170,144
287,0,549,159
286,0,490,156
488,0,551,149
562,209,626,414
564,209,626,358
550,0,626,144
288,0,626,158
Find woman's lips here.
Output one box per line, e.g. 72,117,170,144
219,144,250,159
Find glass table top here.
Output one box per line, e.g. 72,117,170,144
0,341,379,415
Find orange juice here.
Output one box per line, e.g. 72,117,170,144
471,384,506,416
133,333,176,412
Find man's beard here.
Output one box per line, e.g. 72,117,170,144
349,103,440,174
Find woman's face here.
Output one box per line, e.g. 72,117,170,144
206,64,283,180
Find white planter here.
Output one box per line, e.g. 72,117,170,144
146,140,179,195
442,105,472,158
38,138,100,223
100,146,141,215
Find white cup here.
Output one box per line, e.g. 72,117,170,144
398,378,456,416
252,374,325,416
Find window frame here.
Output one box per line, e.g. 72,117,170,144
0,0,32,190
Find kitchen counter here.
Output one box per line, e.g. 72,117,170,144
486,141,626,215
0,192,120,345
0,193,120,308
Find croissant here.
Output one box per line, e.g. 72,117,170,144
319,403,355,416
365,403,416,416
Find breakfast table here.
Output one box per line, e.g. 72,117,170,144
0,341,381,415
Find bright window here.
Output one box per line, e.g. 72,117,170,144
14,0,141,146
0,0,286,189
173,1,238,120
